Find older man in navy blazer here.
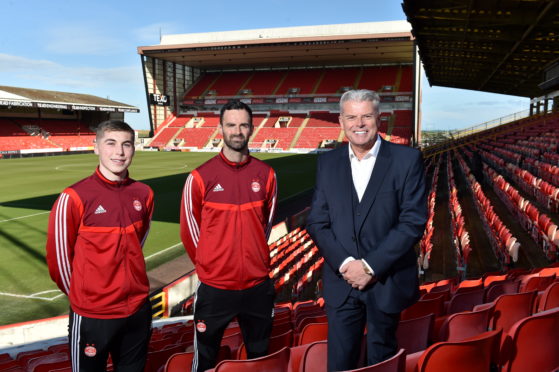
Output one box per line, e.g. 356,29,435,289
307,89,427,371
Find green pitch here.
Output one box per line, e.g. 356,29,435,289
0,151,316,326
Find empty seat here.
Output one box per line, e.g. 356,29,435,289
237,329,293,359
439,305,493,342
211,347,290,372
298,341,327,372
484,280,520,303
298,322,328,346
519,274,556,293
536,281,559,312
395,313,433,353
446,288,485,315
500,308,559,372
413,330,501,372
401,296,445,321
477,291,537,339
164,351,194,372
342,348,405,372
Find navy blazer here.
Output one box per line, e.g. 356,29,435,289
307,138,427,313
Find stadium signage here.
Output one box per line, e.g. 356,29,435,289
150,93,170,106
0,100,139,113
37,103,68,109
313,97,327,103
0,100,33,107
71,105,97,111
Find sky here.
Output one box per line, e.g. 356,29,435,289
0,0,530,131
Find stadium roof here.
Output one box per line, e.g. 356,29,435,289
0,86,139,113
402,0,559,98
137,21,415,69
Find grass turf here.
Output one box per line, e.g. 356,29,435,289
0,151,316,326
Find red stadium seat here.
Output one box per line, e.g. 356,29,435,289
484,280,520,303
395,313,433,353
413,330,501,372
536,281,559,312
438,305,493,342
164,351,194,372
211,347,290,372
446,288,485,315
298,322,328,346
237,329,293,360
401,296,445,321
298,341,327,372
477,291,537,340
500,308,559,372
344,348,405,372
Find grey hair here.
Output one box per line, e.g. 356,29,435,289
339,89,380,114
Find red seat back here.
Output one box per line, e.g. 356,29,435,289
537,281,559,312
501,308,559,372
396,313,433,353
298,323,328,346
214,347,290,372
346,348,405,372
440,305,493,342
417,330,501,372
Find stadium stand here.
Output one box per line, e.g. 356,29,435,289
6,6,559,372
0,86,138,155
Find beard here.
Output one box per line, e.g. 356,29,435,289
223,134,249,151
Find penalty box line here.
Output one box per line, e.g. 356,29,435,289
0,243,184,301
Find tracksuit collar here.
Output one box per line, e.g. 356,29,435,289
95,167,131,186
219,150,252,168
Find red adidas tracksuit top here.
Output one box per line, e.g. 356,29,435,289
46,168,154,318
180,151,277,290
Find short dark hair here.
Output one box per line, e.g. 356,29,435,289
95,120,135,141
219,100,253,126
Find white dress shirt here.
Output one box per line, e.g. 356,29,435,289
340,136,381,275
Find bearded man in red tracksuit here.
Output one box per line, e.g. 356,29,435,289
180,100,278,372
46,120,154,372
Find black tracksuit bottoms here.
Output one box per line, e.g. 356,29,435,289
68,300,152,372
191,278,275,372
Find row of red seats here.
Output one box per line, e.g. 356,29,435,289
446,153,471,271
418,154,441,270
167,270,559,372
270,229,310,268
454,150,519,265
272,243,319,291
478,143,522,166
524,158,559,189
183,66,406,99
294,258,324,295
507,162,559,213
483,164,558,260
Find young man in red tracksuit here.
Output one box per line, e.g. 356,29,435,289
180,100,278,372
46,120,154,372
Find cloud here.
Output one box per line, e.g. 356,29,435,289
44,24,124,56
0,53,140,89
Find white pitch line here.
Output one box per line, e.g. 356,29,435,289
0,211,50,223
0,291,65,301
145,243,183,260
0,244,184,301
